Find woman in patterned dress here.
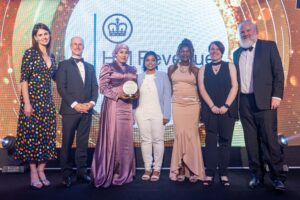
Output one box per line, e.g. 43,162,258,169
14,23,57,189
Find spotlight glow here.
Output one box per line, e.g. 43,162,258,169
1,136,16,150
7,68,13,74
278,133,300,147
0,138,9,146
280,135,288,146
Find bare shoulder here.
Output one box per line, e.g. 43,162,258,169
228,62,237,77
228,62,235,68
199,64,206,72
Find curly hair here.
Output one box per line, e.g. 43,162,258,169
176,38,195,64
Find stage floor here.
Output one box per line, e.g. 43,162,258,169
0,169,299,200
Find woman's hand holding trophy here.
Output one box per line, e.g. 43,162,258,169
119,80,138,100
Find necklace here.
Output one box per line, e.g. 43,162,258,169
212,65,221,74
179,64,189,73
211,60,222,74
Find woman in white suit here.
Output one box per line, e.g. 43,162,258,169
135,51,171,181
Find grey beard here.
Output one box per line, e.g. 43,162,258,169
240,37,257,48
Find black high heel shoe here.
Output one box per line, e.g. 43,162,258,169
203,176,214,186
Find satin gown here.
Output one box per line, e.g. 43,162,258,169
91,61,137,188
169,68,205,181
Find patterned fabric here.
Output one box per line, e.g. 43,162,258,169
14,47,57,162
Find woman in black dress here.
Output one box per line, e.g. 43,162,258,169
198,41,238,186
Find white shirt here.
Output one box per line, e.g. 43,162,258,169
238,42,281,101
70,57,95,108
76,61,85,84
136,74,162,119
239,42,256,94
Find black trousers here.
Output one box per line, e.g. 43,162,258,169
239,94,286,181
204,112,235,177
60,113,92,178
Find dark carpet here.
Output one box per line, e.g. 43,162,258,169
0,169,299,200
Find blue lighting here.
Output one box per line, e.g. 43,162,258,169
278,135,288,147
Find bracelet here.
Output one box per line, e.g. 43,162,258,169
210,105,215,109
224,104,230,109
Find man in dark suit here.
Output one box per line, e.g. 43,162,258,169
233,21,286,191
56,36,98,187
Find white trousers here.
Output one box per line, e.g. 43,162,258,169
136,116,165,171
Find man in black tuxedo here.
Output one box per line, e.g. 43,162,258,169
56,36,98,187
233,21,286,191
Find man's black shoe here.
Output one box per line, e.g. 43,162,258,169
62,176,72,188
249,177,263,189
272,180,286,191
77,174,91,184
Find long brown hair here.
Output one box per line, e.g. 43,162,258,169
31,23,52,56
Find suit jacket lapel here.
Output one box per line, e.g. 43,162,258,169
234,48,243,66
253,39,262,76
234,48,243,87
69,58,85,86
83,62,89,87
154,71,162,92
138,72,145,87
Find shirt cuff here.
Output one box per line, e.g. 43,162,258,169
272,97,282,101
71,101,78,108
89,101,95,106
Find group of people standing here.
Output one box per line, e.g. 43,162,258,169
13,20,287,191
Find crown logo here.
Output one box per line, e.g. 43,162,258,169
103,14,133,43
108,18,127,37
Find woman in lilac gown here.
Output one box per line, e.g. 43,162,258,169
91,44,137,188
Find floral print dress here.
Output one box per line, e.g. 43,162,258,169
14,47,57,162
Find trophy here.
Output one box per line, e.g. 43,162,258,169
123,80,138,98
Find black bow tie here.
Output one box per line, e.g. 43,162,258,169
73,58,84,63
242,46,254,52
